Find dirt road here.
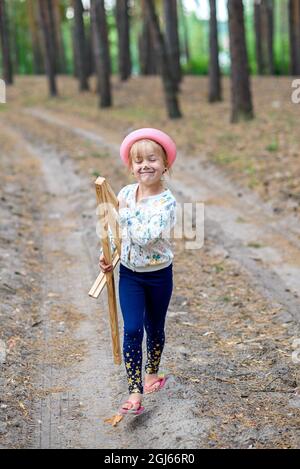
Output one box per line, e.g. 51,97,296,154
1,99,299,448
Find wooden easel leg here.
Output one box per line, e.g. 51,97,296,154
95,180,122,365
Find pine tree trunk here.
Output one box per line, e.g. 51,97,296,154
254,1,263,73
86,22,95,78
46,0,58,73
289,0,300,75
178,0,190,63
163,0,182,86
144,0,182,119
73,0,89,90
0,0,13,84
266,1,274,74
228,0,254,123
209,0,222,102
139,3,158,75
116,0,131,81
28,0,45,74
254,0,274,75
53,0,67,74
90,0,112,108
38,0,58,96
280,0,289,74
8,0,20,75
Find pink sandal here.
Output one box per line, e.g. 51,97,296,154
144,374,168,395
119,400,145,415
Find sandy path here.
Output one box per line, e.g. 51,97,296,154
19,140,126,448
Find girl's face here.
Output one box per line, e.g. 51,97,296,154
130,143,166,187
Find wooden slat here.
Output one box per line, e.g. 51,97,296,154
104,179,119,208
88,252,119,298
93,178,122,365
101,180,121,257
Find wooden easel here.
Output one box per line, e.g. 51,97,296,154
88,177,122,365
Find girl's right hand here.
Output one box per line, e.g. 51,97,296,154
99,254,113,273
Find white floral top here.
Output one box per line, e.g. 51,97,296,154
100,183,177,272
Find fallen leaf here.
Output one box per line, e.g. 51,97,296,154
47,292,60,298
18,401,28,416
104,414,123,427
7,336,21,351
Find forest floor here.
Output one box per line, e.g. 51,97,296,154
0,75,300,449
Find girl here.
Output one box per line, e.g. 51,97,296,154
99,128,177,415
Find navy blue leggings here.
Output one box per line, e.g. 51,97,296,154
118,262,173,394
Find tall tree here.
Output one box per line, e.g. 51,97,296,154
7,0,20,75
208,0,222,102
144,0,182,118
178,0,190,64
163,0,182,86
28,0,44,74
90,0,112,107
139,5,158,75
53,0,66,73
279,0,289,74
254,0,274,75
73,0,89,90
116,0,131,81
86,22,95,78
0,0,13,84
228,0,254,122
289,0,300,75
47,0,58,72
38,0,58,96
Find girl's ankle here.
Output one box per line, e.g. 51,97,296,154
129,392,142,402
144,372,158,383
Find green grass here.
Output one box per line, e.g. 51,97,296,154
214,263,225,273
182,57,209,75
213,152,238,165
91,151,110,159
218,133,237,144
220,296,231,303
244,165,256,175
248,178,259,189
266,140,279,152
247,242,263,248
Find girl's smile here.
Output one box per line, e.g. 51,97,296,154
132,153,165,187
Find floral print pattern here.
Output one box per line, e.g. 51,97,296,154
100,183,177,272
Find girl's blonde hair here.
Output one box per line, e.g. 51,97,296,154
127,139,172,178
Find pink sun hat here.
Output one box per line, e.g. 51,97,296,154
120,128,177,168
